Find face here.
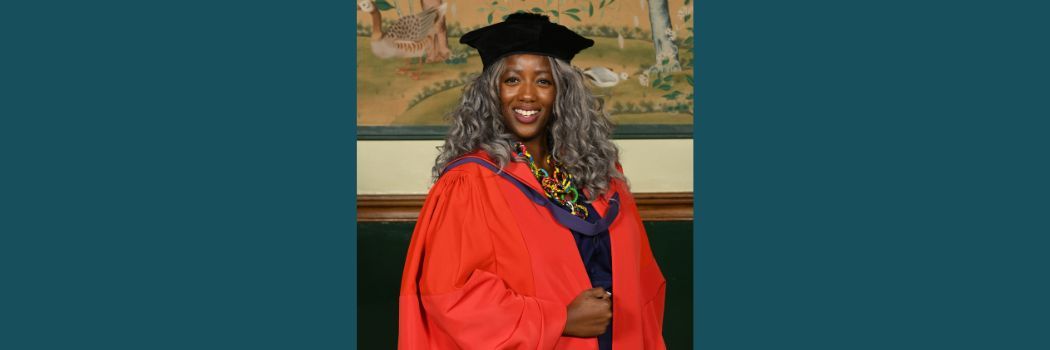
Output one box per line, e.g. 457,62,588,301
498,54,556,145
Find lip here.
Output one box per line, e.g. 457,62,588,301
512,107,541,124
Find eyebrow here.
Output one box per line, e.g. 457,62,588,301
506,68,552,75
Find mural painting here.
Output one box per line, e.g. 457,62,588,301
356,0,695,127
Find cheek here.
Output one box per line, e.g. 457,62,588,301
542,92,556,110
542,86,556,104
498,89,513,108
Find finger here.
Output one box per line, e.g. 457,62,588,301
588,287,607,297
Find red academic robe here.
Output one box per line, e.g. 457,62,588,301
398,150,667,349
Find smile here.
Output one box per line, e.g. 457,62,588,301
511,108,541,124
513,109,539,116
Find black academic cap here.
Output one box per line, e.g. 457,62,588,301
460,13,595,69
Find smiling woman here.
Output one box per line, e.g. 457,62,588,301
499,54,556,153
398,13,668,350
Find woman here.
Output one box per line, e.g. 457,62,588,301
399,13,666,349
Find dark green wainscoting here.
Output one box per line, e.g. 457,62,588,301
358,221,693,349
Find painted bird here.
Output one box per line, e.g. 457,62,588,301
583,67,630,88
583,66,630,100
358,0,447,80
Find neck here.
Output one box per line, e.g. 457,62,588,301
521,137,551,173
368,9,382,40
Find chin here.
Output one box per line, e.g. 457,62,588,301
510,124,546,141
503,117,548,142
514,132,541,142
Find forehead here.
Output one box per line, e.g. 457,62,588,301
501,54,552,72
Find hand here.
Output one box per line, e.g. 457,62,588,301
562,287,612,337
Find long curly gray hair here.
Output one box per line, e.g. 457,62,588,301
433,56,624,198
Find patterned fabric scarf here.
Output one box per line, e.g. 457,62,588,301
514,142,589,219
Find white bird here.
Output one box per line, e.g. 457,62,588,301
583,67,629,88
583,67,630,100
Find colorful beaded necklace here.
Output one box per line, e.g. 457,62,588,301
514,142,589,219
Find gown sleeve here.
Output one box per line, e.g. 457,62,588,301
614,164,668,345
638,212,667,331
399,167,567,350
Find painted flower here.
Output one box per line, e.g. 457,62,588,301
358,0,374,13
657,47,676,64
677,6,692,21
620,72,629,81
665,27,677,41
656,50,669,62
638,73,649,87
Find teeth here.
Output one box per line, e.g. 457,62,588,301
514,109,538,116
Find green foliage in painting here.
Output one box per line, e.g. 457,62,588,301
662,91,682,100
406,72,475,109
374,0,395,11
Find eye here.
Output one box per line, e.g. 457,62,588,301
503,77,520,84
537,79,553,86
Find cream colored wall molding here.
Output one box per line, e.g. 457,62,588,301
357,139,693,195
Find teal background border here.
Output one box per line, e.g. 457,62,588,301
5,1,358,348
696,0,1048,349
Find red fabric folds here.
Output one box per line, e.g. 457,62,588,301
399,151,666,349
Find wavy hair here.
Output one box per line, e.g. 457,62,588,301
432,56,624,199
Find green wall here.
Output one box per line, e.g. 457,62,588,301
358,221,693,348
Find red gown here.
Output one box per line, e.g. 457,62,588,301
398,150,667,349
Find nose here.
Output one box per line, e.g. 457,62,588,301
518,82,537,102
